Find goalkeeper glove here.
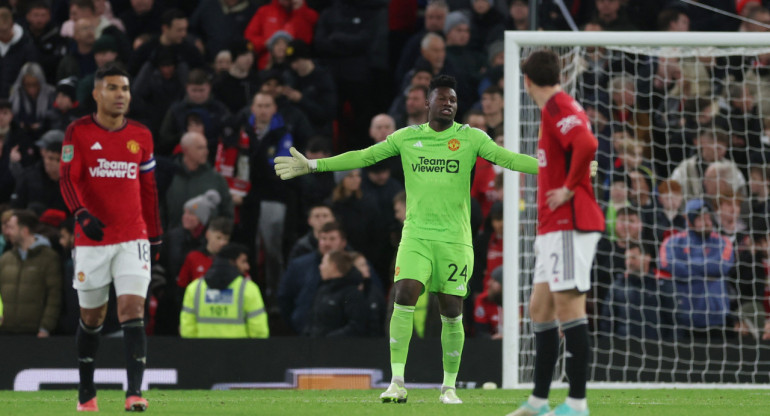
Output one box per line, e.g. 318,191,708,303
75,208,105,241
274,147,317,180
590,160,598,178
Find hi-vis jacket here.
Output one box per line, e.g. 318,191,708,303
180,276,268,338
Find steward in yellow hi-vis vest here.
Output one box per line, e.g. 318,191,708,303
180,244,268,338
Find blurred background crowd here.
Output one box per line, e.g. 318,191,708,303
1,0,770,342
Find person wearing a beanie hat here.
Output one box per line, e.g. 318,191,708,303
490,265,503,285
265,31,293,72
183,190,221,227
333,169,361,185
443,10,485,95
444,11,470,36
71,36,121,115
56,77,78,103
35,129,65,153
45,78,80,131
487,40,504,66
12,129,68,222
92,34,119,55
684,198,712,226
267,30,293,52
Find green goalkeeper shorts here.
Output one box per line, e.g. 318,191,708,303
394,237,474,297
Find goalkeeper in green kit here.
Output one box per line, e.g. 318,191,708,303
274,75,538,404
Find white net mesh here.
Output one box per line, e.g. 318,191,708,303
515,43,770,384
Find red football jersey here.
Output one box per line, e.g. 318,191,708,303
60,115,162,246
536,91,605,235
482,233,503,290
473,292,502,336
177,250,213,289
471,157,499,219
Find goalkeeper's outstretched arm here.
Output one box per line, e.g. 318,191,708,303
274,142,398,180
477,141,597,177
274,143,596,181
482,144,539,175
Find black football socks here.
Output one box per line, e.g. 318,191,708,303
77,319,102,404
121,319,147,398
562,317,590,400
532,320,560,400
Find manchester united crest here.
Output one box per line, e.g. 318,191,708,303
127,140,140,154
77,271,86,282
448,138,460,151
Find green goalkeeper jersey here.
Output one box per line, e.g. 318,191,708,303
317,122,538,247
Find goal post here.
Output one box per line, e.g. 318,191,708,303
503,31,770,389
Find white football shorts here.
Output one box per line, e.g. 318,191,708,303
74,239,151,308
533,230,601,292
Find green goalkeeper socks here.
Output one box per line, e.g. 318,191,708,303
389,303,415,380
441,314,464,387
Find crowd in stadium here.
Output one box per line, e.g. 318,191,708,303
1,0,770,341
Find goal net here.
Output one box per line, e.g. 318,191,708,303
503,31,770,388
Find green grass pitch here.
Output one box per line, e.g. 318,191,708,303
1,389,768,415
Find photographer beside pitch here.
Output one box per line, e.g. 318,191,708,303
275,75,539,404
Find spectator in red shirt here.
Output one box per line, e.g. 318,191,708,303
244,0,319,70
164,189,221,283
467,109,501,218
470,200,502,320
474,265,502,339
482,201,503,290
471,157,501,221
176,216,233,289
